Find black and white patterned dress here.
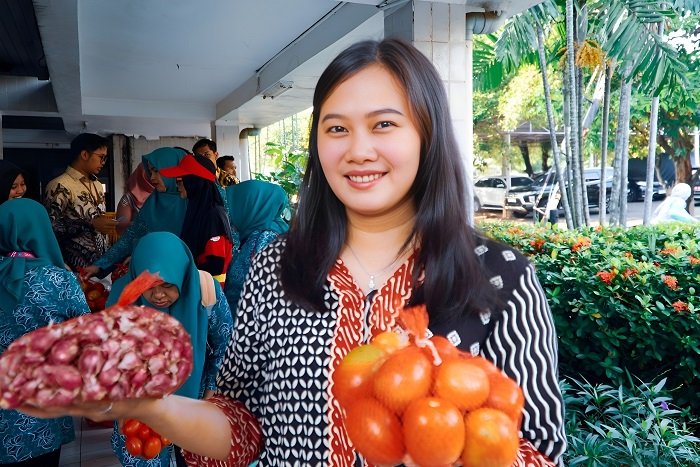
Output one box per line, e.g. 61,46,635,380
186,236,566,466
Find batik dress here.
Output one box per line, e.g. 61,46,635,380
0,264,90,463
184,237,567,466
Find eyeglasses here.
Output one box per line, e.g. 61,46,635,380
91,152,108,162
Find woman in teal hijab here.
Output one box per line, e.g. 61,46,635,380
107,232,232,467
85,147,189,278
0,199,90,466
224,180,289,317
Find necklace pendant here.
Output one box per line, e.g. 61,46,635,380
368,275,376,291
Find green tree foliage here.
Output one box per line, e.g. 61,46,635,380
497,64,564,131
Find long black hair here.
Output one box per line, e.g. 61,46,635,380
0,160,24,203
180,156,232,267
280,37,495,323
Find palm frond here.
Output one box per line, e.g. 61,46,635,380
473,34,507,92
590,0,687,95
671,0,700,13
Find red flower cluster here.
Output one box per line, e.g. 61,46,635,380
660,246,680,256
662,275,679,290
530,238,545,252
571,237,592,252
596,270,616,285
622,268,638,279
672,301,689,313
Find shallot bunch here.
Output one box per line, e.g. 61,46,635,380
0,272,193,409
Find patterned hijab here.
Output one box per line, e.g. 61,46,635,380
137,147,188,235
0,160,24,204
0,199,66,311
125,162,154,209
107,232,207,399
226,180,289,242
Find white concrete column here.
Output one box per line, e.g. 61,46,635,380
385,1,472,218
216,123,252,181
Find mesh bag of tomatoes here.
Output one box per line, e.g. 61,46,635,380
333,305,525,467
121,418,171,460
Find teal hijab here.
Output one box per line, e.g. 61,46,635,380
0,199,66,311
107,232,207,399
137,147,188,235
226,180,289,242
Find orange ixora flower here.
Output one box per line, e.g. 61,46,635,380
660,246,681,256
622,268,638,279
571,237,592,252
623,252,633,259
530,238,545,251
689,256,700,265
673,301,689,313
507,226,524,235
596,270,616,285
662,275,679,290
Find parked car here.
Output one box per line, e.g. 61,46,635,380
628,179,666,202
473,175,535,214
505,168,610,218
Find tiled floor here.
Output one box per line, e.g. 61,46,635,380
59,418,121,466
60,418,178,466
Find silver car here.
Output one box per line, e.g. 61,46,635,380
473,175,535,213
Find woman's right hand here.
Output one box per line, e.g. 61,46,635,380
80,265,101,280
17,398,154,423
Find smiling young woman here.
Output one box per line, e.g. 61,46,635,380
20,38,566,467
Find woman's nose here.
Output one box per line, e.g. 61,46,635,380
347,131,377,162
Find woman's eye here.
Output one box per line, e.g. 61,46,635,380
327,125,346,133
375,121,395,129
161,284,174,289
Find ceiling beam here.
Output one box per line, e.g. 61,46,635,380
33,0,83,134
216,2,378,122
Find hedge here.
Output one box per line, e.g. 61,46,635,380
480,221,700,414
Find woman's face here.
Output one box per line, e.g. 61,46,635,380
8,174,26,199
148,164,167,192
142,282,180,308
317,64,421,219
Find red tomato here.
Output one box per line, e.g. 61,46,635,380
332,344,385,407
125,436,143,457
403,397,465,466
343,397,405,465
160,435,171,446
371,331,407,354
121,419,142,437
428,335,462,360
467,356,501,378
372,346,432,415
142,436,163,459
462,408,519,467
433,358,490,412
137,424,152,441
485,372,525,425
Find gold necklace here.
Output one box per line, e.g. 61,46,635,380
345,243,406,291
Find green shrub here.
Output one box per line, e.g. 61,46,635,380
562,375,700,466
253,142,307,218
480,222,700,412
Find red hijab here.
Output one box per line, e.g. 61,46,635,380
126,162,155,209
